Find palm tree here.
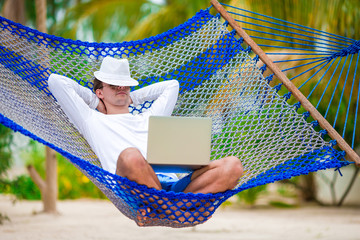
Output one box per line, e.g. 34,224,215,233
124,0,222,41
10,0,59,214
54,0,153,42
0,0,25,222
36,0,58,214
55,0,231,42
228,0,360,39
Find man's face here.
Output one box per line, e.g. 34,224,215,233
96,83,131,108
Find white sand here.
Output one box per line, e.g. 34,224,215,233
0,195,359,240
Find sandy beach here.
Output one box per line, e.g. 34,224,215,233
0,195,359,240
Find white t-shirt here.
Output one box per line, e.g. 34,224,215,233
48,74,179,176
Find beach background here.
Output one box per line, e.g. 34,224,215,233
1,194,360,240
1,1,360,239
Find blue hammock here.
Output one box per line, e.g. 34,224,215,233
0,1,357,228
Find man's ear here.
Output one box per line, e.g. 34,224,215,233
95,89,104,99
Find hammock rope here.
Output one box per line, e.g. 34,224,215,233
220,2,359,158
0,1,357,227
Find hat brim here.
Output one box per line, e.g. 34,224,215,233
94,71,139,86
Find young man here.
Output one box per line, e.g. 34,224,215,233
48,56,242,194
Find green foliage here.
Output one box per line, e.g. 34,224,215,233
23,140,46,177
0,124,13,177
0,140,106,200
0,138,105,200
236,185,267,206
0,124,15,222
231,0,360,39
125,0,230,41
0,124,16,198
227,0,360,150
56,152,106,200
23,141,106,200
278,176,300,194
52,0,232,42
54,0,156,42
269,200,297,208
0,175,41,200
277,184,298,198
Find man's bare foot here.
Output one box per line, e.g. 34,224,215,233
135,191,215,226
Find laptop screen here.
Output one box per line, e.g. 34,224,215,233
147,116,212,172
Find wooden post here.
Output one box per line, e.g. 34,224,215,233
211,0,360,165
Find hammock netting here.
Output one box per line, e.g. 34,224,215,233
0,2,357,228
225,4,360,149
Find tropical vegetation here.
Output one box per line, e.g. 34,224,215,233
0,0,359,207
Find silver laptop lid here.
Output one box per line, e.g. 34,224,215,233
147,116,212,172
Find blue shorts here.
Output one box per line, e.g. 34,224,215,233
157,173,193,193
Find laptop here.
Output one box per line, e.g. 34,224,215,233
147,116,212,173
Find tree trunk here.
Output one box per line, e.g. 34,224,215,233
0,2,59,212
2,0,26,25
300,173,317,202
43,146,58,213
35,0,58,214
6,0,58,213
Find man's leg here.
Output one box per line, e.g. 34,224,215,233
116,147,162,190
183,156,243,194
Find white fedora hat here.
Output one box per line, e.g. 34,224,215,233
94,56,139,86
